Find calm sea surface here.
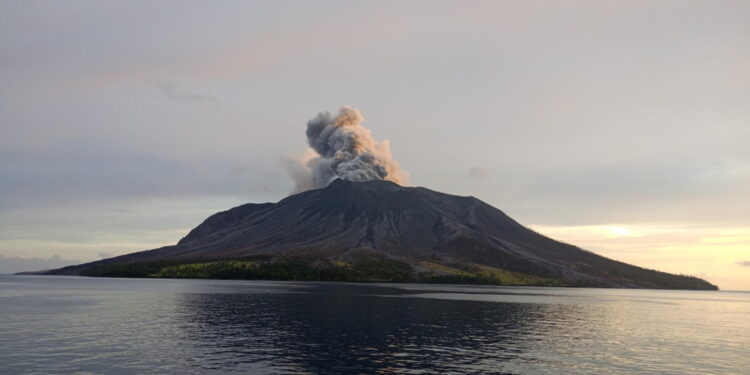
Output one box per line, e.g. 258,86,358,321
0,275,748,374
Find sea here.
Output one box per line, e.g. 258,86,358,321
0,275,747,374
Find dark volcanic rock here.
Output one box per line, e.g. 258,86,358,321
178,203,274,245
45,180,717,289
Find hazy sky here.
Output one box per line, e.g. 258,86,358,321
1,1,748,289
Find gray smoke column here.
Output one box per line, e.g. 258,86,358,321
281,106,408,193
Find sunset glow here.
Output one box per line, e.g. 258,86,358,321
530,223,750,290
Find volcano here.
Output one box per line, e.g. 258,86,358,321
44,180,717,290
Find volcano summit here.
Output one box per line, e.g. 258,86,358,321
44,179,716,290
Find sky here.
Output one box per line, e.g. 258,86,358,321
1,1,748,289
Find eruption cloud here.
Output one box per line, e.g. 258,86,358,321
281,107,408,193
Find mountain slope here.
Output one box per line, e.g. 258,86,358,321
44,180,717,290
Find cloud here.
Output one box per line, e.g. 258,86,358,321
0,143,280,211
737,261,750,267
0,254,85,274
229,165,251,177
469,167,488,179
156,81,218,105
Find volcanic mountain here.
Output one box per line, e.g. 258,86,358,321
44,180,716,290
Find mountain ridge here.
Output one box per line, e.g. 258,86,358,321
41,180,717,290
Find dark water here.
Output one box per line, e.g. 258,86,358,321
0,276,748,374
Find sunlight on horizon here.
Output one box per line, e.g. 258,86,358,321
530,223,750,290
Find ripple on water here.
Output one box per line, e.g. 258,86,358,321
0,276,748,374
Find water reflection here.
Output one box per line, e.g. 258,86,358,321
3,277,748,374
177,283,578,374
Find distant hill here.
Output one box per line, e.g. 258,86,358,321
42,179,717,290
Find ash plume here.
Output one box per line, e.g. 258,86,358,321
281,107,408,193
